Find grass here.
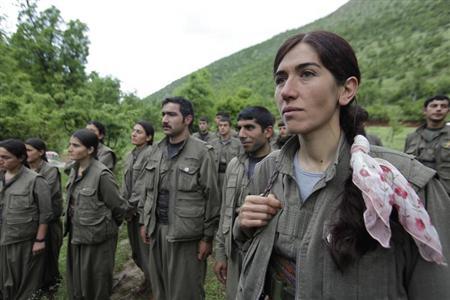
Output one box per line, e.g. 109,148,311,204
48,124,416,299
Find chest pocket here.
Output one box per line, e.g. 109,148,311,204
77,187,103,210
144,163,157,190
8,191,32,210
177,164,200,191
440,139,450,162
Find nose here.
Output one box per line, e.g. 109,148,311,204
279,77,299,103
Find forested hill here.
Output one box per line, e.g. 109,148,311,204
144,0,450,122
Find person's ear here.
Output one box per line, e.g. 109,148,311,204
338,76,359,106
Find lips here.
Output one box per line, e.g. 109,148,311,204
282,106,303,114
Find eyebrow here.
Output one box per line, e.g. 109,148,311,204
275,62,322,77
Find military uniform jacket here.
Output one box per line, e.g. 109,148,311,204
192,131,213,142
65,159,129,245
405,124,450,194
97,142,117,171
138,136,220,242
235,136,450,300
210,137,243,171
37,161,63,219
0,166,53,245
215,154,251,262
121,145,152,205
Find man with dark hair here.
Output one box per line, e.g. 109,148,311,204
138,96,220,300
213,106,274,300
271,120,293,150
405,94,450,194
192,116,213,142
210,116,242,189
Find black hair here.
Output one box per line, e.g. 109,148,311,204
219,116,232,126
86,120,106,142
237,106,275,130
0,139,28,166
162,96,194,129
216,111,230,118
72,129,99,158
25,138,48,162
275,31,375,271
199,116,209,123
424,95,450,108
136,121,155,145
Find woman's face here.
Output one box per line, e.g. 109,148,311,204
68,136,92,161
274,42,343,136
131,124,151,146
25,144,43,164
0,147,22,171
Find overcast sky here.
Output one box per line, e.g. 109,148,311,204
1,0,349,97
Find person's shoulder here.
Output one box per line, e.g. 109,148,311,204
370,146,435,188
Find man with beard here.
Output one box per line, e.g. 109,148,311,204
138,97,220,300
272,120,292,150
213,106,274,300
405,95,450,194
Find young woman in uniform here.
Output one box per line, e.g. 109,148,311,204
121,121,154,294
25,137,63,295
65,129,129,300
236,31,450,299
0,139,53,299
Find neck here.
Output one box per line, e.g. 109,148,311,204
78,157,91,173
29,159,43,171
426,119,446,129
250,142,271,158
6,164,22,179
169,129,189,144
135,143,147,150
297,127,341,173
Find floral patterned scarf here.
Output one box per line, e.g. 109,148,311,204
350,135,445,265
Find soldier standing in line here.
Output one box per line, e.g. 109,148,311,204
138,97,220,300
86,120,117,171
404,95,450,194
210,116,243,189
271,120,292,150
25,138,64,297
0,139,53,299
213,106,274,300
121,121,154,296
192,116,213,142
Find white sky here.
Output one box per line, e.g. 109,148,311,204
1,0,349,97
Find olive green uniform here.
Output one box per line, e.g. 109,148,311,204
235,136,450,299
405,124,450,194
210,137,243,190
36,161,64,292
0,166,53,300
192,131,213,142
367,133,383,146
97,143,117,171
65,159,129,300
214,154,252,300
121,145,152,289
138,136,220,300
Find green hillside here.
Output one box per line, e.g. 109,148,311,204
144,0,450,122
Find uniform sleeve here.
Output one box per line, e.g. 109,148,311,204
34,176,53,224
120,153,132,200
99,152,116,171
214,163,232,262
407,177,450,299
232,154,275,243
404,133,414,154
200,146,221,240
46,167,63,217
98,170,130,225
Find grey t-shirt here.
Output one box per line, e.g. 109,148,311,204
293,153,324,201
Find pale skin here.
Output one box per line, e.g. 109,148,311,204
424,99,449,129
140,102,212,260
239,42,358,229
0,147,48,255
